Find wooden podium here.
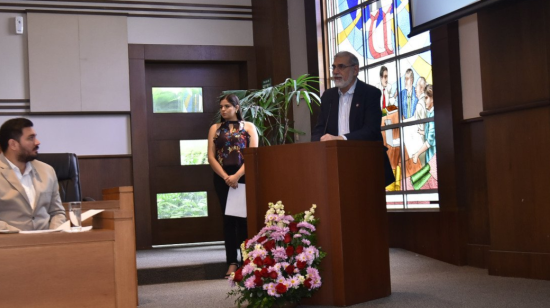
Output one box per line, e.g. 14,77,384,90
243,141,391,306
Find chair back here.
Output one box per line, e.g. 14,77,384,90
37,153,82,202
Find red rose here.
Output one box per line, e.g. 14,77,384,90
254,257,263,267
269,271,278,279
263,240,275,251
254,270,262,278
286,245,294,257
244,239,249,247
289,222,299,233
295,245,304,254
244,258,250,265
285,264,295,275
304,278,312,289
275,283,287,294
284,233,292,243
297,260,307,270
261,267,269,278
258,236,267,243
233,268,244,282
254,277,264,287
263,256,274,266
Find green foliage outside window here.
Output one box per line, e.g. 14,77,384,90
153,87,203,113
157,192,207,219
180,140,208,165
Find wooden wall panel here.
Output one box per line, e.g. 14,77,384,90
252,0,291,85
128,46,153,249
388,211,462,264
78,156,133,201
477,0,549,111
484,108,550,253
459,119,490,268
478,0,550,279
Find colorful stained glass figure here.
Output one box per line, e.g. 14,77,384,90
395,0,431,54
335,0,365,66
367,61,398,110
363,0,395,65
403,120,438,191
398,51,432,120
381,123,401,192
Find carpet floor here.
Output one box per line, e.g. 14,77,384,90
137,248,550,308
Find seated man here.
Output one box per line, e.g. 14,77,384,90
0,118,66,231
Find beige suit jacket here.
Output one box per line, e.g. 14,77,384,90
0,154,66,231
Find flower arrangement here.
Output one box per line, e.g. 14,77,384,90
228,201,326,308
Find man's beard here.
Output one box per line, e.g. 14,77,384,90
17,147,38,163
334,75,353,89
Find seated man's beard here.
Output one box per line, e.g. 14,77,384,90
18,148,38,162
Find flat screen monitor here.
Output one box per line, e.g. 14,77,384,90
409,0,503,37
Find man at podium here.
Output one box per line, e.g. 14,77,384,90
311,51,394,186
0,118,66,231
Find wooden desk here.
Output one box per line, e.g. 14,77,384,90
0,230,117,308
0,186,137,308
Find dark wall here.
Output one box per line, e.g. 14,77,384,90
79,156,133,201
252,0,291,85
460,119,490,268
478,0,550,279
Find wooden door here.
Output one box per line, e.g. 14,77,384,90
145,62,242,245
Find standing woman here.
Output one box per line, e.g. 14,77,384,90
208,94,258,278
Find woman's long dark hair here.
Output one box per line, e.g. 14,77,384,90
219,93,243,122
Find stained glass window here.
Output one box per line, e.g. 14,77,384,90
326,0,438,209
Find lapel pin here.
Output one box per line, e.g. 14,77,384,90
356,104,359,107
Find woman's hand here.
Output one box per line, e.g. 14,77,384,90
225,174,240,188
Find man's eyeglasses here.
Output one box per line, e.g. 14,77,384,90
331,64,355,71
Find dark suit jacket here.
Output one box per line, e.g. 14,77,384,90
311,79,395,186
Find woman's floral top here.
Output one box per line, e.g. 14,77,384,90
214,120,250,167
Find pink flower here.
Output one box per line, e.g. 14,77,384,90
244,276,256,289
271,247,288,261
305,246,319,259
287,275,301,288
241,264,255,276
297,221,316,231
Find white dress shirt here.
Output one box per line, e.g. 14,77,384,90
5,158,36,210
338,79,358,139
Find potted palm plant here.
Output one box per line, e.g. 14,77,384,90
220,74,321,146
